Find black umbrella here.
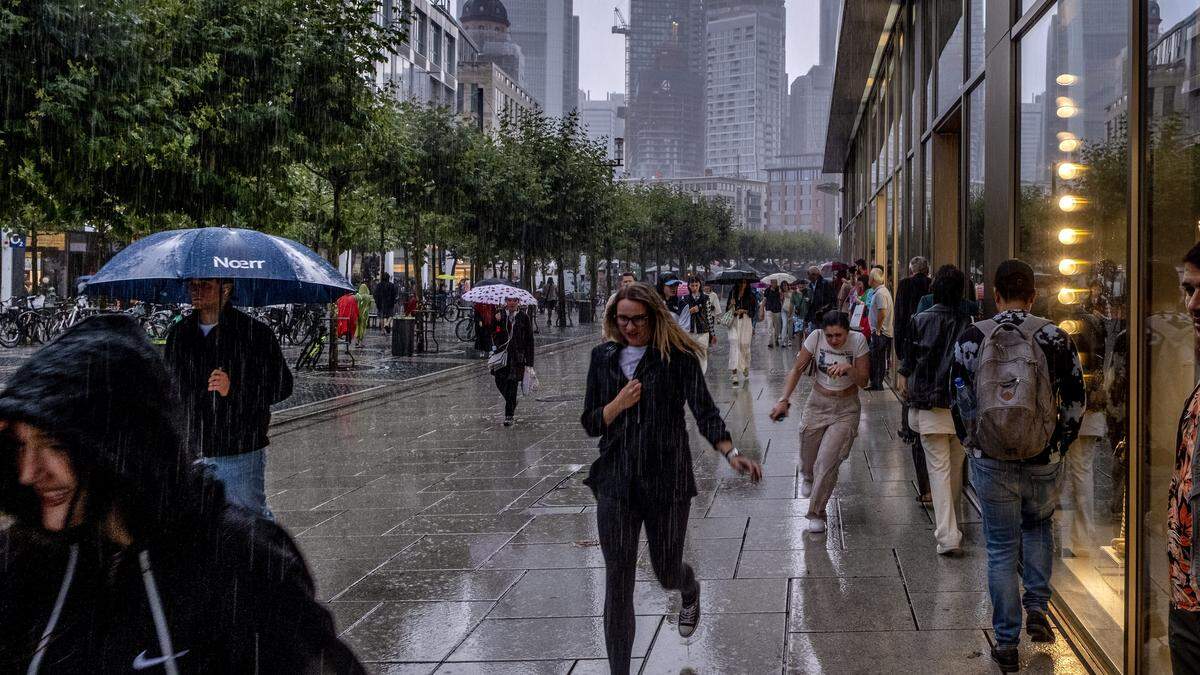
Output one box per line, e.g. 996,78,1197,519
708,269,761,285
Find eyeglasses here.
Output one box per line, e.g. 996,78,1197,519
615,314,650,327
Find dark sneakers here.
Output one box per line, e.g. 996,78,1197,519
678,582,701,638
1026,610,1056,643
991,645,1019,673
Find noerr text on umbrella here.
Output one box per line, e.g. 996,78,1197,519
213,257,267,270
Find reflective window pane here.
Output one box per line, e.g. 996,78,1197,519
965,84,985,296
968,0,986,75
1016,3,1130,668
936,0,964,116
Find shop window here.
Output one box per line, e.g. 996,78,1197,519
1016,3,1130,669
935,0,964,117
1141,2,1200,670
965,84,985,296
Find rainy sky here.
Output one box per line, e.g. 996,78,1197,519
453,0,825,99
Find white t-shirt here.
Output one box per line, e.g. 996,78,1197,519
869,285,894,337
620,345,647,380
803,329,869,391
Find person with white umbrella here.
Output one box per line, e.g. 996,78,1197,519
490,294,536,427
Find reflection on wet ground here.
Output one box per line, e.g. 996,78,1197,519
268,329,1089,673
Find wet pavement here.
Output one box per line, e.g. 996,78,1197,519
267,328,1089,674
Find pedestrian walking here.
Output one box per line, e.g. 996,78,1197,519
374,273,397,334
543,278,557,319
164,279,293,518
770,310,870,533
337,291,359,343
791,280,811,342
473,301,495,355
895,257,933,504
897,265,973,555
492,296,535,427
779,281,794,347
806,266,836,334
0,314,364,674
867,268,894,390
663,277,688,330
1167,243,1200,672
950,259,1085,673
583,283,762,675
604,272,639,340
703,281,723,317
680,276,716,374
727,279,758,386
764,279,783,349
354,282,374,347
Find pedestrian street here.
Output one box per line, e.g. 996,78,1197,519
267,331,1089,674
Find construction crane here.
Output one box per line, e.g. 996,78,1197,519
612,7,630,35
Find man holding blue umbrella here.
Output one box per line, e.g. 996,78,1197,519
164,278,293,517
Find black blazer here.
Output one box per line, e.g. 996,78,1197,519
494,309,535,377
581,342,731,502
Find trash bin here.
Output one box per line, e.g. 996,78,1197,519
392,316,416,357
578,299,594,324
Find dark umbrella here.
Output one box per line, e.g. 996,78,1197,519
708,269,761,285
84,228,353,306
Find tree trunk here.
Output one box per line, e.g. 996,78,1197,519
556,259,569,328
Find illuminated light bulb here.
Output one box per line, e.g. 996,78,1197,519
1059,195,1083,212
1058,288,1081,305
1056,96,1079,118
1059,258,1081,275
1058,228,1082,245
1057,162,1083,180
1056,73,1078,86
1059,319,1081,334
1059,137,1081,152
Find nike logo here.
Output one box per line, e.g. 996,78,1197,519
132,649,189,670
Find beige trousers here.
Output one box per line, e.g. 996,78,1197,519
728,315,753,372
800,390,861,518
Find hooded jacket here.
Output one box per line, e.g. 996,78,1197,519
897,303,974,410
581,342,731,502
0,314,364,674
164,305,293,458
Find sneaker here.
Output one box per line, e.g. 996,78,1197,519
731,373,740,386
678,583,701,638
800,479,813,498
991,645,1019,673
503,416,514,427
1026,610,1055,643
936,544,964,557
805,517,826,534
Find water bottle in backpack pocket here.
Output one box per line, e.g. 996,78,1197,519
966,317,1057,460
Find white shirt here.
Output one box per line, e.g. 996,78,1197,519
620,345,647,380
869,285,894,337
803,330,869,391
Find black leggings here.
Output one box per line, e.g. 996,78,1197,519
598,494,697,675
494,373,518,417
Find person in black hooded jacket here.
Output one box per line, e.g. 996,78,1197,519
0,314,364,674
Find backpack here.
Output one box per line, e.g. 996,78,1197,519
968,316,1057,460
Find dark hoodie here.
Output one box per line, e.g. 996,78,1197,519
0,314,364,674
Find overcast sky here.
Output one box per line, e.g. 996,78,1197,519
577,1,824,99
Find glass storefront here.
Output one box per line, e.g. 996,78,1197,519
828,0,1200,671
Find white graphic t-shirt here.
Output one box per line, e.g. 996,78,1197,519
803,329,869,391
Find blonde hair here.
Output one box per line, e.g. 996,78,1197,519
604,283,702,362
869,268,886,285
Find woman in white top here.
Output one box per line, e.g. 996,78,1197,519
769,310,870,533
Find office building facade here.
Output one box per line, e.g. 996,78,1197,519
502,0,579,118
376,0,473,110
580,92,627,164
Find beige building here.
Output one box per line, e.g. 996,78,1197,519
456,61,539,132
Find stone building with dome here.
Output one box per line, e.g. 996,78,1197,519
459,0,525,87
456,0,539,133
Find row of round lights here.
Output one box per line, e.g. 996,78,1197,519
1056,72,1084,325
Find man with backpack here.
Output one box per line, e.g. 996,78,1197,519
949,259,1085,673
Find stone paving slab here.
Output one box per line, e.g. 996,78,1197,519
262,329,1088,672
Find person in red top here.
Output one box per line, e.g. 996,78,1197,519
336,292,359,341
1170,243,1200,671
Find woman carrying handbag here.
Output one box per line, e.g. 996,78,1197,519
492,296,535,427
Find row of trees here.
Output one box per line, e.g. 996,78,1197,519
2,0,837,323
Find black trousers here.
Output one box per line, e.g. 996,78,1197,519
494,372,518,417
869,334,892,389
901,403,931,496
598,493,697,675
1171,608,1200,674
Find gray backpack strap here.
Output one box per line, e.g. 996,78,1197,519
1016,315,1052,339
974,319,998,339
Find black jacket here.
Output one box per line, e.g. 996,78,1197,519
763,287,782,312
494,309,535,379
164,306,293,457
373,280,397,316
727,287,758,316
807,277,837,322
898,303,973,410
679,294,712,334
894,273,931,361
0,314,362,674
581,343,731,502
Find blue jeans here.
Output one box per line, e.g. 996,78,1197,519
202,449,273,520
969,456,1062,646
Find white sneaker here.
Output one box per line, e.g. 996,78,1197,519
800,479,813,498
806,517,826,534
731,373,740,386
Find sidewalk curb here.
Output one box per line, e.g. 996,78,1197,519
270,330,599,433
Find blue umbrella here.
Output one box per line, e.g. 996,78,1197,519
84,228,353,306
